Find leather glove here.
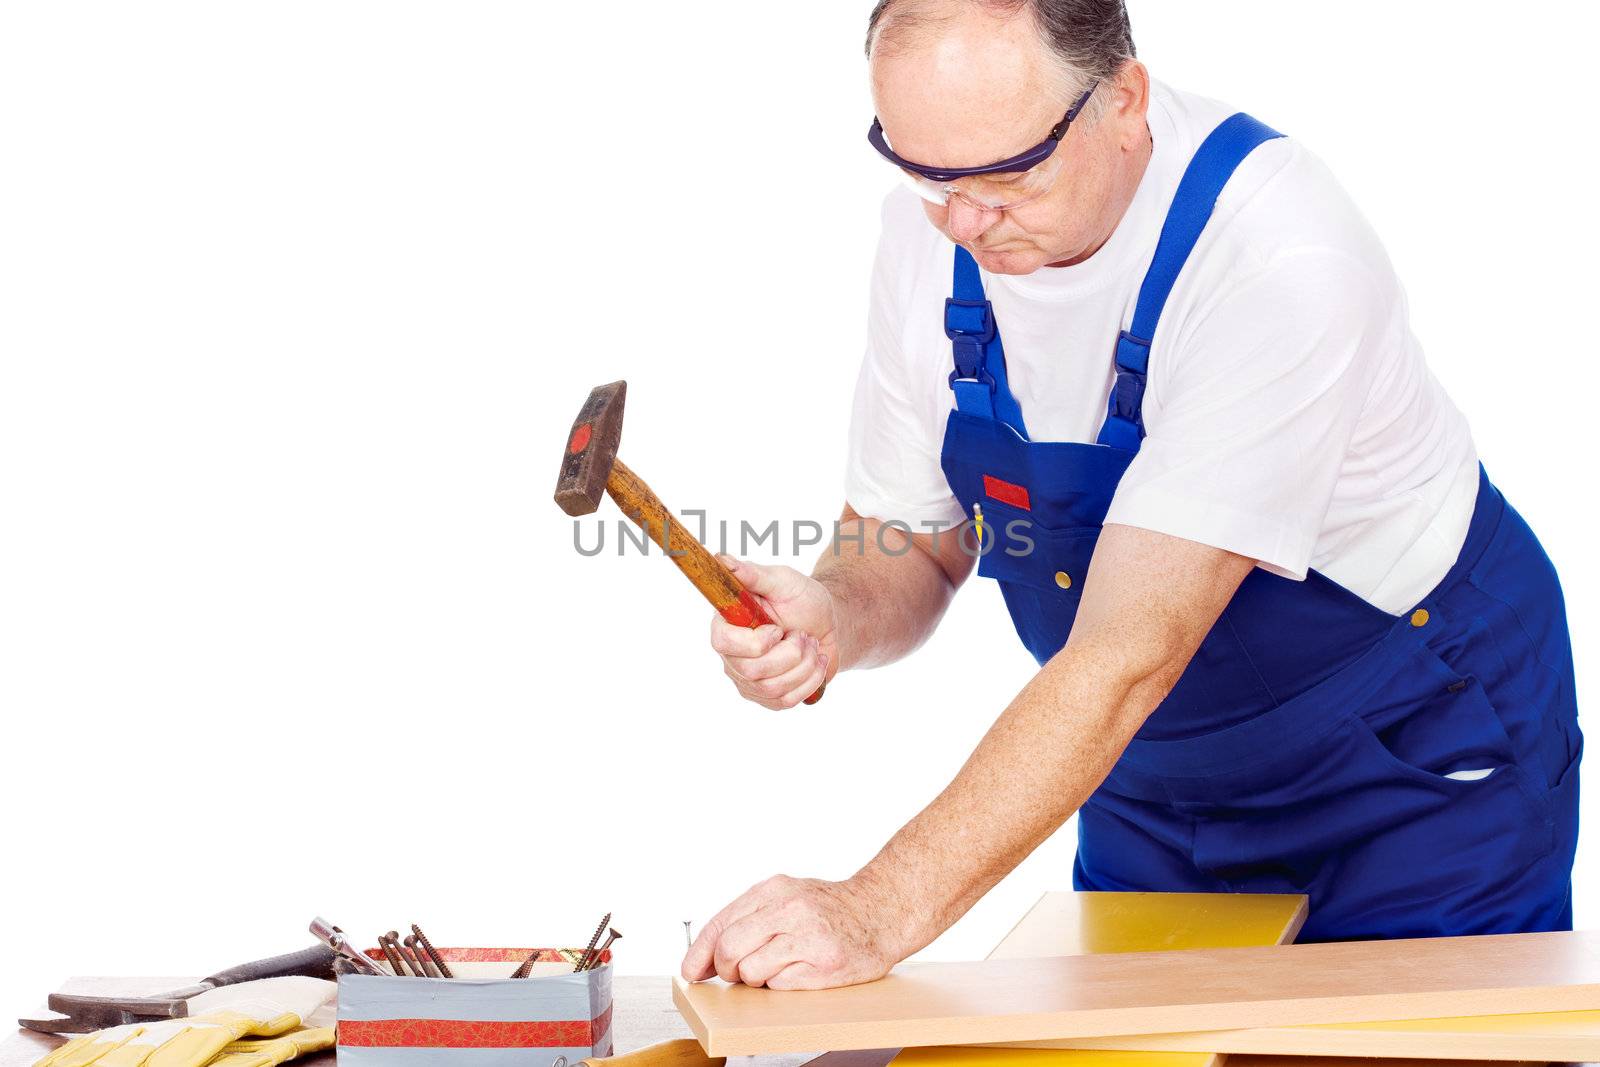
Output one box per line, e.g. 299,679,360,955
207,1026,334,1067
34,978,334,1067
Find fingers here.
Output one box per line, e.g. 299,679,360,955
780,649,829,707
734,935,803,988
709,618,785,660
723,633,825,709
711,612,826,709
713,908,784,983
681,879,785,981
766,961,821,990
680,926,718,983
725,630,809,684
709,555,832,709
682,876,892,990
721,556,807,603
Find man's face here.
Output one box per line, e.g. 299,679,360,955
869,6,1142,275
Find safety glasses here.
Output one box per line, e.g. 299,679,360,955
867,83,1097,211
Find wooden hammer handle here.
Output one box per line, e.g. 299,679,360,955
606,458,824,704
582,1039,724,1067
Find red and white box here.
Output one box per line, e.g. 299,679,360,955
336,948,613,1066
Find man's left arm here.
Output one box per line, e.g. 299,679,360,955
680,522,1255,989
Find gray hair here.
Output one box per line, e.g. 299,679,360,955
866,0,1135,112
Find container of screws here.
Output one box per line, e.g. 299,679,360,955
328,918,619,1066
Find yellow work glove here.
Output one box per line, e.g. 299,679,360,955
34,978,335,1067
207,1026,334,1067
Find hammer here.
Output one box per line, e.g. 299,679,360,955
555,381,823,704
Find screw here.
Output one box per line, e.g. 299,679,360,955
581,928,622,972
378,934,407,976
511,947,541,980
404,935,440,977
386,931,425,977
574,912,612,972
398,939,429,977
411,924,453,978
683,921,692,949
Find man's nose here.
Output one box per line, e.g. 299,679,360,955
945,194,1001,243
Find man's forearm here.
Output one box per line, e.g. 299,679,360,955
842,523,1255,958
846,627,1182,956
685,525,1253,989
815,514,966,672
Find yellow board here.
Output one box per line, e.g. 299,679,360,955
987,891,1308,960
992,1007,1600,1061
889,891,1309,1067
895,1045,1195,1067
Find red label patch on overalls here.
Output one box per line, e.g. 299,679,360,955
982,475,1031,510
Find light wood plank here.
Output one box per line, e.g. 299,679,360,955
672,930,1600,1056
978,896,1600,1061
975,892,1306,1067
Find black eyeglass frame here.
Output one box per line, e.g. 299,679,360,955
867,83,1099,184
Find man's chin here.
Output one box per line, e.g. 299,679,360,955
970,246,1046,275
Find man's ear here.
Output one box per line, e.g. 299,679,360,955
1107,60,1151,150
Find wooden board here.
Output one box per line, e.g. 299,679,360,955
671,930,1600,1056
899,1048,1214,1067
892,1046,1554,1067
987,892,1308,960
6,977,1588,1067
978,892,1306,1067
985,1008,1600,1061
978,895,1600,1061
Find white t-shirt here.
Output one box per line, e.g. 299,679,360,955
844,81,1480,616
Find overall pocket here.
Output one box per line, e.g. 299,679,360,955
971,499,1099,592
971,498,1099,664
1171,632,1550,898
1356,640,1520,790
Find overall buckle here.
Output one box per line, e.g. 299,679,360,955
946,298,997,392
944,298,996,344
949,361,998,393
1108,330,1151,422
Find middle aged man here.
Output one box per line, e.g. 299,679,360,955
680,0,1582,990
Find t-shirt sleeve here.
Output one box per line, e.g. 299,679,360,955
1106,247,1391,579
844,197,968,532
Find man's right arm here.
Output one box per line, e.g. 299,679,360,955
709,502,975,709
821,502,975,671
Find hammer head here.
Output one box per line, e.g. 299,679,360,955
555,380,627,516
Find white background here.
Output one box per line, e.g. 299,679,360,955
1,0,1595,1023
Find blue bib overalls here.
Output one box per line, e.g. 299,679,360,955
937,115,1583,940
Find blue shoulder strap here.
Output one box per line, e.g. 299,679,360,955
1097,113,1284,450
946,246,1029,438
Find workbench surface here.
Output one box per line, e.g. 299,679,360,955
4,974,1590,1067
3,974,696,1067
